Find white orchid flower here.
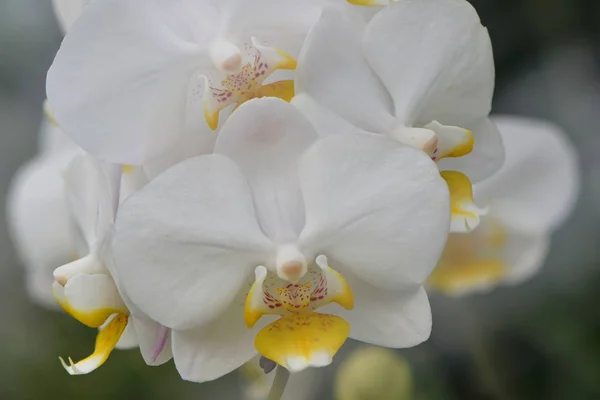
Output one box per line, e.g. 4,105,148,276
46,0,337,165
52,0,90,33
52,154,172,375
293,0,504,233
428,117,579,295
112,98,450,381
6,150,79,307
6,105,143,308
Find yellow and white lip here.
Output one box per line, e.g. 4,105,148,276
423,121,474,161
428,222,508,295
53,272,130,375
441,170,488,233
428,259,505,295
245,256,354,372
60,313,129,375
203,37,296,130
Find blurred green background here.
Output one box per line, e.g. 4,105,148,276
1,1,599,399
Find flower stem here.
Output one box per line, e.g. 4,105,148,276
267,365,290,400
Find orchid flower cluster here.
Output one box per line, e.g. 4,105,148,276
6,0,578,396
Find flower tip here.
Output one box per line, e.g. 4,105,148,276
254,265,267,281
284,351,332,373
59,356,79,375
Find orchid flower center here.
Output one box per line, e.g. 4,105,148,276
245,255,354,372
388,121,474,162
388,121,485,232
203,37,297,130
275,244,307,283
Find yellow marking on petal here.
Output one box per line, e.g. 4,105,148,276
326,267,354,310
256,80,295,102
439,129,474,159
428,259,505,295
59,313,128,375
121,164,136,174
488,220,507,248
347,0,392,6
53,289,122,329
245,272,267,328
203,98,221,130
203,40,297,130
423,121,474,160
313,255,354,310
43,100,59,127
276,281,312,313
255,313,349,372
274,49,297,70
441,170,487,233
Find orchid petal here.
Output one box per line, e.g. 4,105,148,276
363,0,494,126
6,152,78,306
132,316,173,366
172,304,271,383
47,0,216,164
53,274,128,328
59,313,128,375
502,230,551,285
437,118,505,183
298,133,450,289
476,116,579,233
113,155,273,330
52,0,89,33
296,6,395,132
441,170,487,233
291,93,371,137
321,275,432,347
215,98,318,243
114,321,138,350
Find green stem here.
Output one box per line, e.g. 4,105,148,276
267,365,290,400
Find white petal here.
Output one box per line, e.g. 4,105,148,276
6,152,77,282
142,130,217,181
114,321,139,350
132,316,173,366
437,118,505,183
363,0,494,126
296,6,395,132
38,103,80,154
291,93,371,137
26,272,60,310
215,98,318,243
502,230,550,285
298,133,450,289
113,155,273,330
323,279,431,348
52,0,89,33
47,0,215,164
172,304,269,383
226,0,328,57
65,155,120,253
476,116,579,233
62,273,128,316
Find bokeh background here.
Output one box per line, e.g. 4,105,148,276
1,0,599,399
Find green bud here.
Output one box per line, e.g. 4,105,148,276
335,347,413,400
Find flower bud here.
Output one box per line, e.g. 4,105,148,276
335,347,413,400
